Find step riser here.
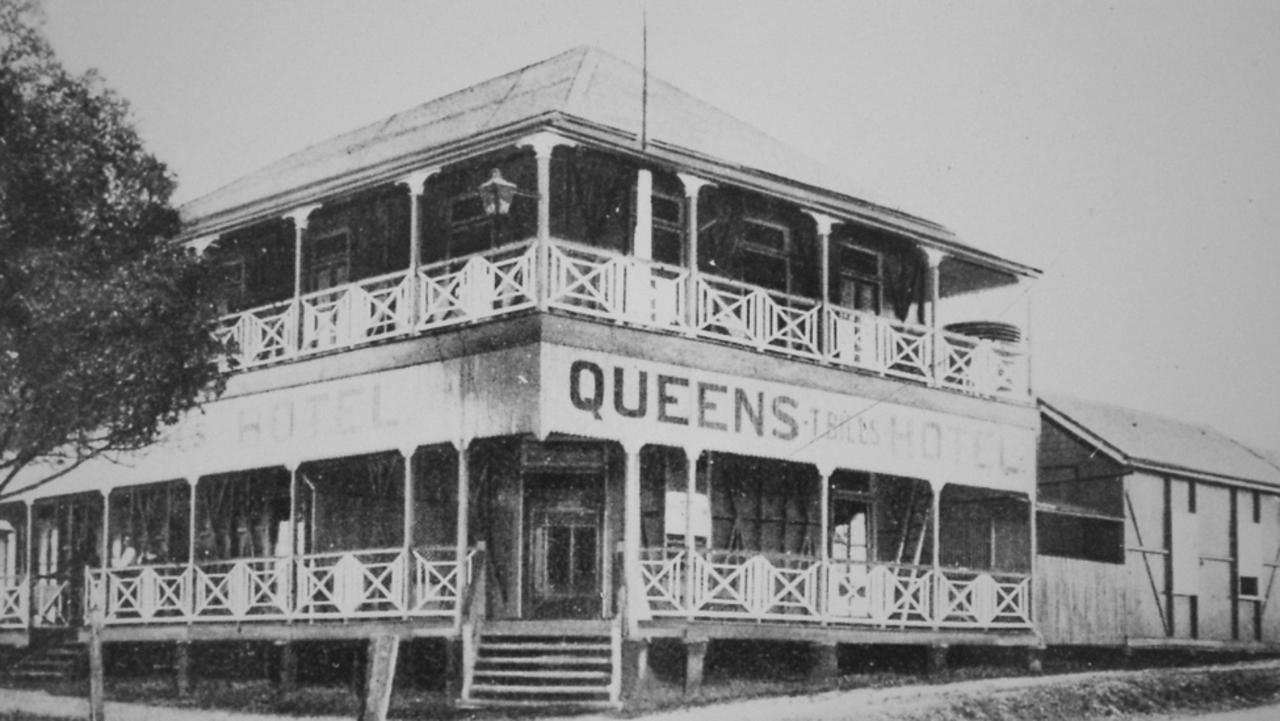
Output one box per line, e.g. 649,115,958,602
465,631,618,708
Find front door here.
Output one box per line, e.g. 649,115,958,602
524,473,603,619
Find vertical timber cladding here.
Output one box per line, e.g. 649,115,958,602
12,347,541,495
538,346,1036,494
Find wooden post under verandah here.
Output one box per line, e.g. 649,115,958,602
88,603,105,721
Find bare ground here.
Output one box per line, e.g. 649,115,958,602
4,659,1280,721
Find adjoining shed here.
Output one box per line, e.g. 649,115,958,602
1036,395,1280,649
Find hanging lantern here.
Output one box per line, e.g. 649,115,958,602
477,168,518,216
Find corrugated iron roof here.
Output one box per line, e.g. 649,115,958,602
1040,394,1280,488
180,46,901,233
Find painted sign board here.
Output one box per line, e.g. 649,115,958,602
664,491,712,539
541,345,1035,493
13,347,541,499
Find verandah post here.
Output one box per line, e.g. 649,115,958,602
455,440,470,622
517,132,575,310
99,488,109,621
683,447,702,620
931,480,943,628
283,206,321,356
817,464,833,623
804,211,836,360
676,174,710,334
287,462,301,618
923,248,946,386
629,169,654,322
399,169,438,331
23,499,32,629
187,476,197,619
622,440,643,635
401,446,415,614
87,602,105,721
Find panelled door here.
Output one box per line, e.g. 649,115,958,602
523,473,604,619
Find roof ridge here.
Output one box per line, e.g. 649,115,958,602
562,45,596,114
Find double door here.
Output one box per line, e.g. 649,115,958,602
524,473,604,619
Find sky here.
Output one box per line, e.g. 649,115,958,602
37,0,1280,454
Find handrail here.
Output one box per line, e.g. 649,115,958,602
640,547,1031,629
84,547,477,625
212,238,1030,399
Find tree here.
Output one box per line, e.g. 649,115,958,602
0,0,223,500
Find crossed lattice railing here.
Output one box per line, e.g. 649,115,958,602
0,574,28,629
418,242,537,329
213,238,1028,399
638,548,1031,629
83,546,475,625
545,240,689,329
696,276,823,358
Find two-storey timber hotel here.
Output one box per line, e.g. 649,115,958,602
3,46,1084,705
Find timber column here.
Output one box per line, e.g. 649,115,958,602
804,211,837,359
620,440,650,699
923,248,946,384
284,205,321,354
399,168,439,329
676,173,711,333
517,132,575,310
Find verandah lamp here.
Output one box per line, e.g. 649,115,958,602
477,168,518,216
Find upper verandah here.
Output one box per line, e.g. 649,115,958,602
177,46,1034,277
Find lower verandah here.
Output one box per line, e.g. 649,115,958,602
2,438,1033,638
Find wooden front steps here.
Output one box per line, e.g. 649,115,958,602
461,620,621,708
1,630,86,684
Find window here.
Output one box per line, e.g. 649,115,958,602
1036,511,1124,564
1188,482,1197,513
651,192,684,265
305,230,350,292
0,524,14,578
1240,575,1259,597
213,257,247,315
833,244,882,313
736,218,791,293
709,455,818,554
444,190,537,258
1253,491,1261,524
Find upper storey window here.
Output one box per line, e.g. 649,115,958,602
697,186,817,298
208,221,295,313
830,225,924,323
650,189,684,266
833,244,882,314
550,147,633,254
305,230,351,292
735,217,792,294
422,151,538,263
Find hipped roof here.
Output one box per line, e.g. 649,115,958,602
179,47,1036,276
1040,395,1280,489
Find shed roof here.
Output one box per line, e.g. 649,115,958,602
1040,395,1280,489
180,46,947,243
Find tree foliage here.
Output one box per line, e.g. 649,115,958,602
0,0,223,499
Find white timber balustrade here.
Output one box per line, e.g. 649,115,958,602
82,546,476,625
0,574,28,628
639,548,1031,629
299,269,416,354
417,241,537,328
210,237,1028,399
695,275,823,357
31,575,70,626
